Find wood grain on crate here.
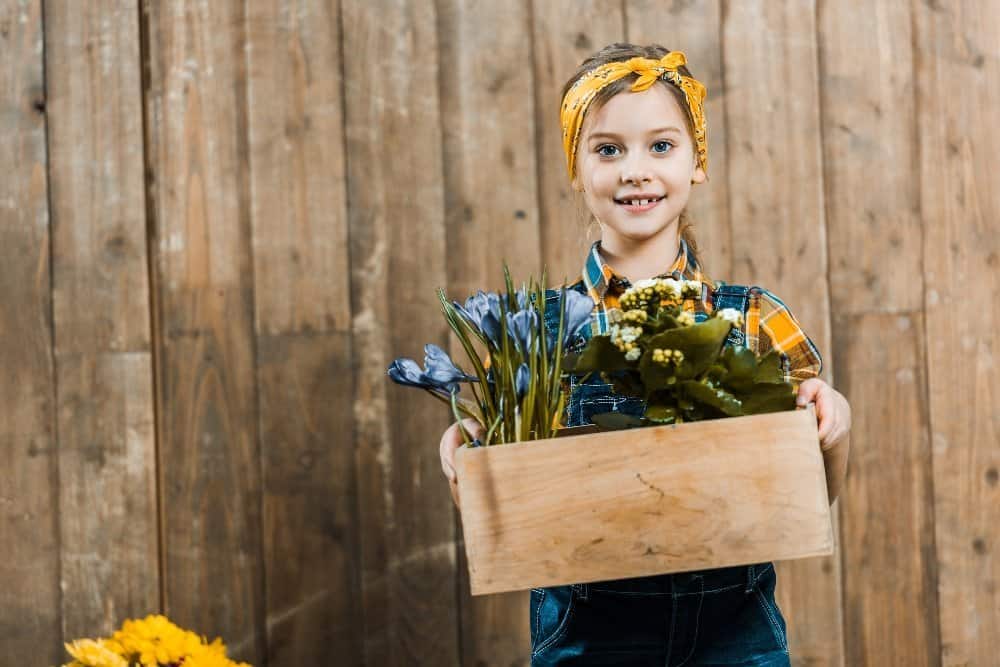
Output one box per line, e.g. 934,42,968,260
456,406,832,595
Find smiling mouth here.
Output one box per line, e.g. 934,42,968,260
614,195,665,209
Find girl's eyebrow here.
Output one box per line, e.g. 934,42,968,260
587,126,683,142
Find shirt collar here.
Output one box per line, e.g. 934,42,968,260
581,237,695,303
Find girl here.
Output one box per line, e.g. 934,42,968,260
439,43,851,666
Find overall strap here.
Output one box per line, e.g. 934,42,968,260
711,281,758,348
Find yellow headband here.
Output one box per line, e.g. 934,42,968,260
560,51,708,180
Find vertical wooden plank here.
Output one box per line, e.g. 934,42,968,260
342,0,460,664
0,0,61,662
439,0,542,297
439,1,542,664
833,315,939,666
915,1,1000,664
533,0,625,284
45,0,160,638
244,1,362,664
819,1,940,665
627,0,732,278
722,2,845,665
143,0,265,661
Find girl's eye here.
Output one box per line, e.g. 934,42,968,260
596,144,620,157
651,140,673,154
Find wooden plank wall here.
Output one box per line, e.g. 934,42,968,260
0,1,996,665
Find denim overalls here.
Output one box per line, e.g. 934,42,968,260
531,285,791,666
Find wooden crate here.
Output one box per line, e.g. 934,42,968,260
454,406,832,595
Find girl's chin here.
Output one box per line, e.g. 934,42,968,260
606,225,678,244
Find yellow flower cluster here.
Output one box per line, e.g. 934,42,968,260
651,348,684,366
619,278,683,312
618,277,704,313
62,615,251,667
676,311,695,327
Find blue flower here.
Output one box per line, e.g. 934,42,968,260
386,358,426,387
515,362,530,400
562,289,594,343
453,290,493,331
386,344,477,394
480,310,502,346
507,308,539,354
512,287,529,311
423,344,477,389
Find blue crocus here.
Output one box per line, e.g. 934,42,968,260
562,289,594,344
480,310,502,347
387,344,476,395
386,358,427,388
453,290,493,331
515,362,530,400
507,308,538,354
512,287,529,311
423,344,477,390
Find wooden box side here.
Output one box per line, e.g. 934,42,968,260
455,406,832,595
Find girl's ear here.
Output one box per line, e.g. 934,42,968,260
691,165,707,185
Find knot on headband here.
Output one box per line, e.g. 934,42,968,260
560,51,708,180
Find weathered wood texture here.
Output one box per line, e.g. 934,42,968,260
915,2,1000,665
819,3,940,666
458,408,832,595
45,0,160,641
244,1,361,665
0,1,61,664
2,0,998,664
143,0,266,663
344,1,459,665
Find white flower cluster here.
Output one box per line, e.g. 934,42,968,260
676,311,695,327
609,324,642,351
715,307,744,328
681,280,702,298
625,347,642,361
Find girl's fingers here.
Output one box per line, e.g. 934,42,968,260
441,418,485,483
796,378,827,407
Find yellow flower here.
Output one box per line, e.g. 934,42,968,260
184,638,252,667
64,615,251,667
63,639,128,667
108,614,204,665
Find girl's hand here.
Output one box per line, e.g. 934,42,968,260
796,378,851,450
439,418,485,508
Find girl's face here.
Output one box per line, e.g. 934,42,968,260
572,84,706,248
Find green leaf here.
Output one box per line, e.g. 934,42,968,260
739,383,797,414
590,411,647,430
644,403,678,424
639,317,731,389
606,370,645,397
753,349,785,384
678,380,743,416
567,335,629,373
649,311,681,331
719,345,756,392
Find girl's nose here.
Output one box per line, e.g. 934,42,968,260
620,156,653,184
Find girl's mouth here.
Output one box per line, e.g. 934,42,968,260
614,195,665,212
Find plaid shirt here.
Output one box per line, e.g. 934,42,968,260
574,239,822,383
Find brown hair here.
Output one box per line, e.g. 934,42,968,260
561,42,705,271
